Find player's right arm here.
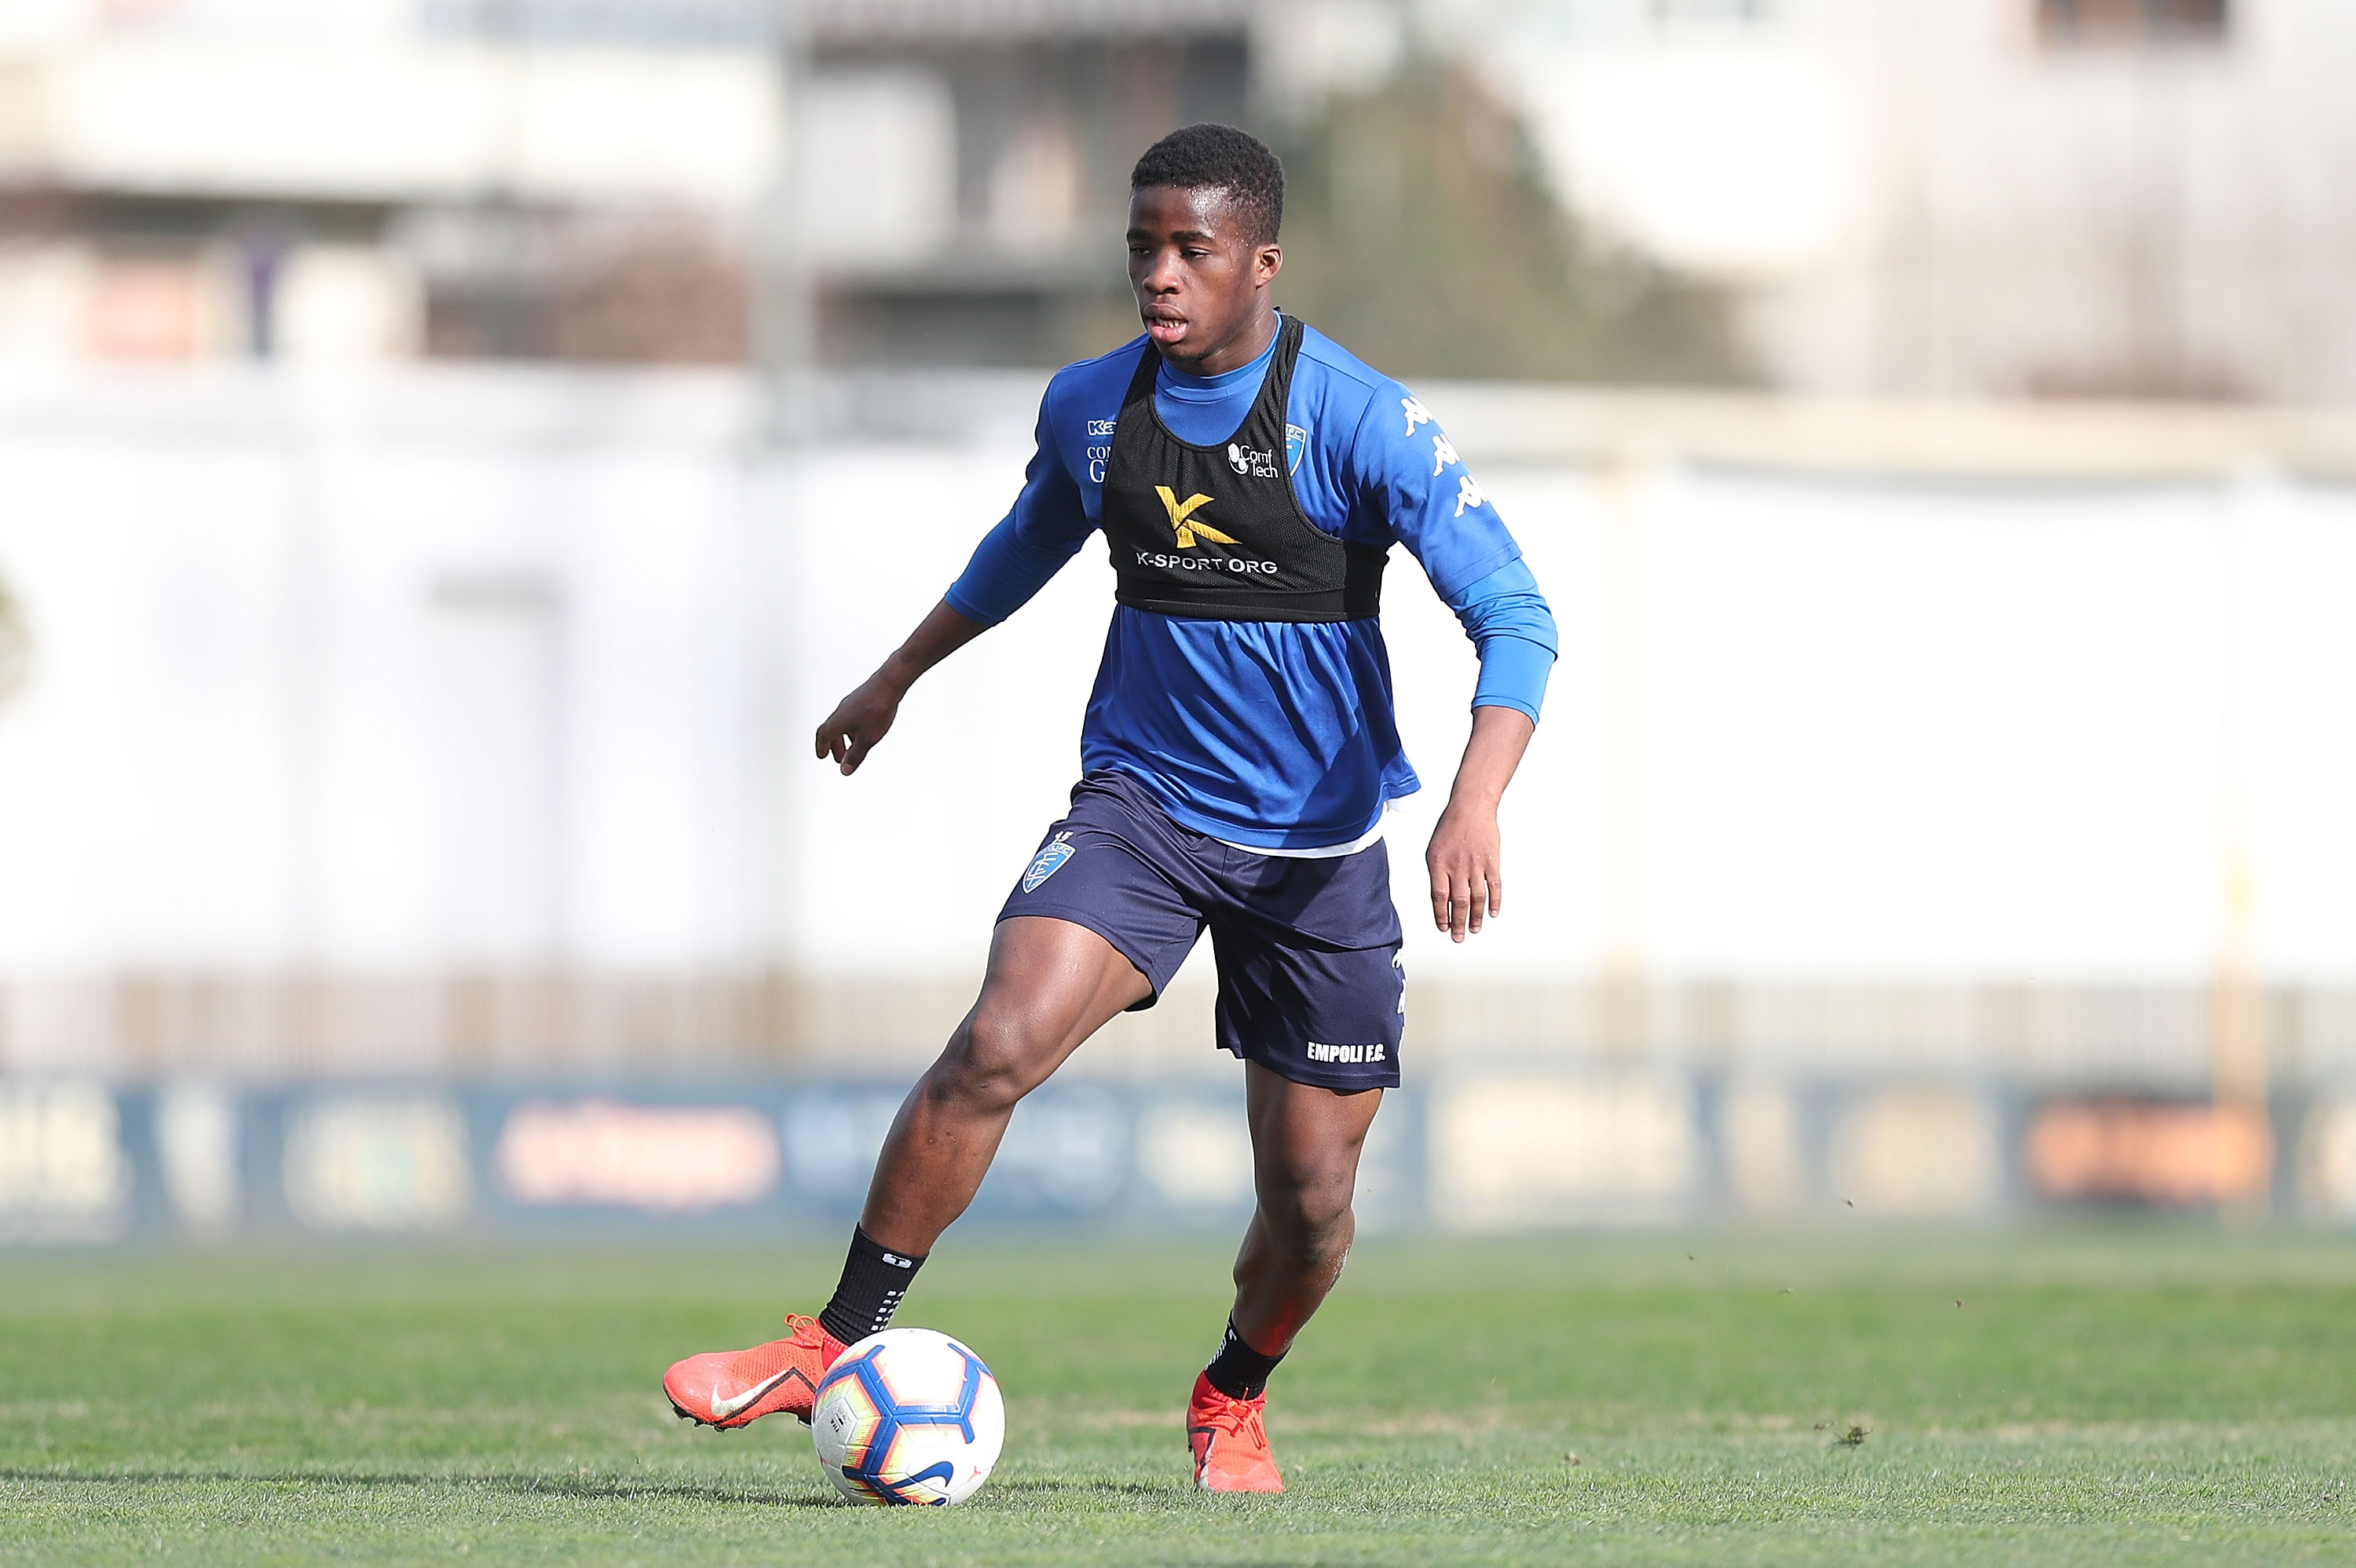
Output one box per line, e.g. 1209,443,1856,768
815,390,1095,776
814,599,990,775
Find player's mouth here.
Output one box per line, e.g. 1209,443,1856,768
1143,312,1188,344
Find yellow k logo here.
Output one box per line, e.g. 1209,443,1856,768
1156,486,1237,549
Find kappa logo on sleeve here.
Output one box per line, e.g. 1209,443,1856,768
1021,832,1077,893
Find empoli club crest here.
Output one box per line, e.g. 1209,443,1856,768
1022,832,1076,892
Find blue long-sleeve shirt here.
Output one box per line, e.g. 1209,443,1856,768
949,321,1557,851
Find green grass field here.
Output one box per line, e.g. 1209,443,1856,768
2,1230,2353,1565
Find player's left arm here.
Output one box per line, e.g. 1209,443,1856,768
1347,386,1559,942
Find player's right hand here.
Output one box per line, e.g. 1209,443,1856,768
816,675,902,775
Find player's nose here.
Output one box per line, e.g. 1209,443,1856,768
1136,247,1184,294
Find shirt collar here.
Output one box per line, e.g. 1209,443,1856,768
1154,315,1282,400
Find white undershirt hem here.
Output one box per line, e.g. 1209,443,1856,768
1213,802,1392,860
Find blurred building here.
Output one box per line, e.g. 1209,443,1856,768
11,0,2356,393
0,0,785,364
798,0,1257,365
1476,0,2356,400
0,0,1308,368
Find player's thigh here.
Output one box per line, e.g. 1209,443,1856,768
975,779,1209,1088
958,916,1157,1088
1242,1059,1382,1212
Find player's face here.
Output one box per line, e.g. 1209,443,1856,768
1126,185,1282,375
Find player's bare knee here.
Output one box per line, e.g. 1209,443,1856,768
1258,1166,1356,1255
932,1007,1052,1113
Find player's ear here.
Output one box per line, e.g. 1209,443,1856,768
1254,243,1282,287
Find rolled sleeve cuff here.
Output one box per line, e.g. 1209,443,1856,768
1471,632,1555,723
942,579,1004,627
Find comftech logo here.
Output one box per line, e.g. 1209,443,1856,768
1227,441,1280,479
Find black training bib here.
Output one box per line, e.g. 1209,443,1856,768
1101,315,1386,623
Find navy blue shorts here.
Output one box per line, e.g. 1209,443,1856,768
997,771,1404,1091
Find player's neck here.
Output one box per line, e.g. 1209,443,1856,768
1159,301,1277,379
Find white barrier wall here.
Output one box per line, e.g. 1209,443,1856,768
0,371,766,974
2,367,2354,1074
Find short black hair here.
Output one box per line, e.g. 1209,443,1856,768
1129,122,1284,246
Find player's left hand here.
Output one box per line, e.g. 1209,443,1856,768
1425,803,1502,943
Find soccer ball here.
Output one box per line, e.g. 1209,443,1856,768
810,1328,1005,1505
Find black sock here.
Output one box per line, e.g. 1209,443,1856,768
818,1227,925,1347
1202,1318,1285,1400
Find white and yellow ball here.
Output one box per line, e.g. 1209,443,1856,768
810,1328,1005,1505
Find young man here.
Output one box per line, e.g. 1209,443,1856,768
664,123,1554,1493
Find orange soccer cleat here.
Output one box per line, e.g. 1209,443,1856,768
664,1314,847,1430
1187,1371,1285,1493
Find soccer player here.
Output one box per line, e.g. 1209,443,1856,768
664,123,1555,1493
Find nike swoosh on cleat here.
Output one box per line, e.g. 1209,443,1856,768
709,1366,807,1420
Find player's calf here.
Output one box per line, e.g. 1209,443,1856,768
1229,1151,1361,1350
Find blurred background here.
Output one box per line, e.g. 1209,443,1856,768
2,0,2354,1243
